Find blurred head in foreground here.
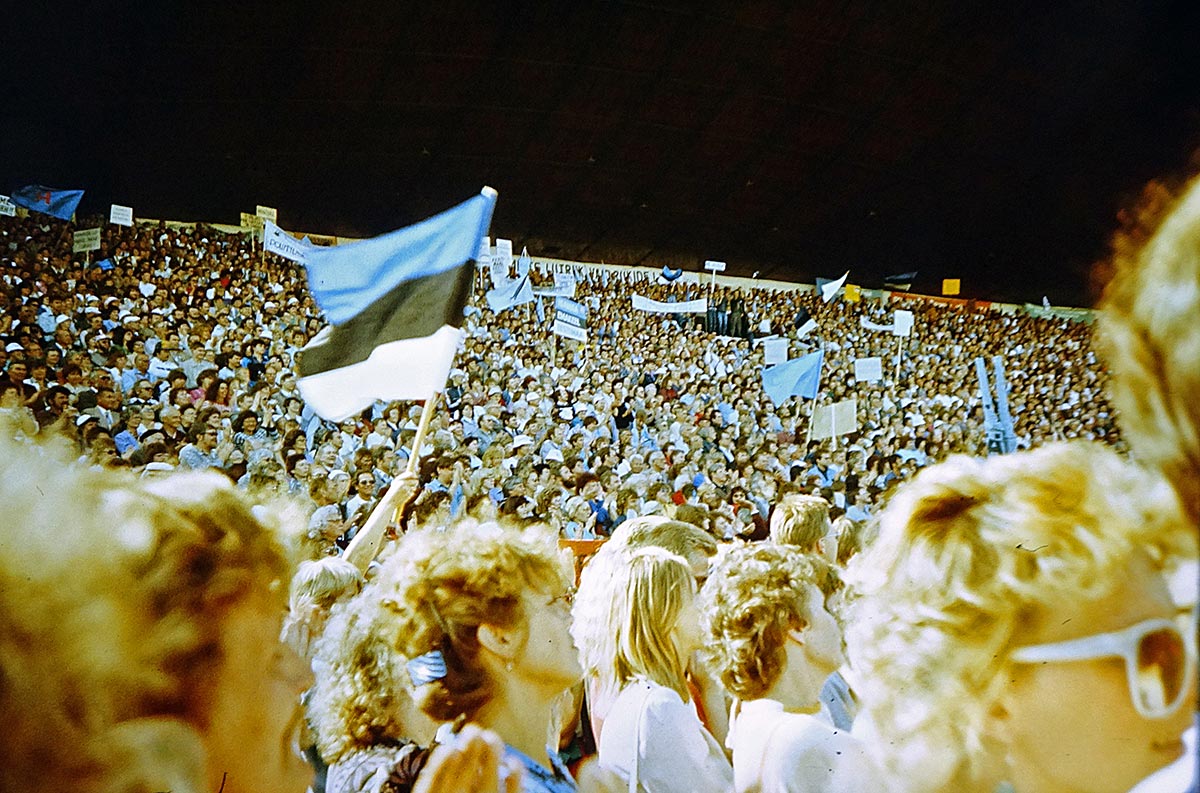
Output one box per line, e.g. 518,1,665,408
0,441,309,793
1100,173,1200,525
844,442,1196,793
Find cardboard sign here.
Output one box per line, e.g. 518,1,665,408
854,357,883,383
704,260,727,272
762,337,789,366
942,278,961,296
553,296,587,341
893,310,915,337
255,205,278,223
72,227,102,253
109,204,134,226
240,212,264,230
0,195,16,217
495,238,513,270
810,399,858,441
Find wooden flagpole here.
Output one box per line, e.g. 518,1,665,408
343,391,440,572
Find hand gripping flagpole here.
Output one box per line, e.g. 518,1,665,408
344,391,440,572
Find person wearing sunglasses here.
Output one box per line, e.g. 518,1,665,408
843,441,1197,793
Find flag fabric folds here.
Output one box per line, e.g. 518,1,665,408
263,220,313,264
819,272,849,303
303,189,496,326
883,271,917,291
11,185,85,221
761,349,823,405
295,188,496,421
486,274,534,313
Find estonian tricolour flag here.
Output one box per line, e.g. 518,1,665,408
296,187,497,421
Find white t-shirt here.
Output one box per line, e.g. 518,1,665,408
725,699,878,793
599,679,733,793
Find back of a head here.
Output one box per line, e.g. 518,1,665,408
573,516,714,686
620,514,717,561
843,441,1195,792
1099,174,1200,526
699,543,821,701
769,494,830,551
609,547,694,700
0,440,291,793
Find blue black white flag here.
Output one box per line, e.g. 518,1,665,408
296,187,497,421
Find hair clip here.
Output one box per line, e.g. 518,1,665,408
406,649,447,686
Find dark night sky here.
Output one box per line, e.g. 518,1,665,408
3,1,1199,305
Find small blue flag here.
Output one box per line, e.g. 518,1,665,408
517,246,532,278
96,258,115,271
535,297,545,323
11,185,85,221
661,265,682,282
486,275,534,313
762,349,824,405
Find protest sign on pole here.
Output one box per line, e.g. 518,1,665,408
495,238,513,271
704,260,726,292
893,310,915,337
0,195,18,217
810,399,858,441
553,297,588,342
73,228,101,254
109,204,134,226
255,205,278,224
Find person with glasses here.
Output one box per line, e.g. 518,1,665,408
843,442,1197,793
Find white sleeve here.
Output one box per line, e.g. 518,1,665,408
637,688,733,793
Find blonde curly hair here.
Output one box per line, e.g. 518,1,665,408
0,441,291,793
843,442,1195,793
308,520,567,760
1099,173,1200,525
698,543,822,701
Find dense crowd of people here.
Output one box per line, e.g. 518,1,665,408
0,170,1197,793
0,205,1121,552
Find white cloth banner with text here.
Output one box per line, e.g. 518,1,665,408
631,295,708,314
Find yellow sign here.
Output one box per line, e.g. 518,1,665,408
942,278,961,296
844,283,862,303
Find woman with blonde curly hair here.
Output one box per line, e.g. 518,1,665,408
0,443,311,793
318,520,582,792
699,543,874,793
592,546,733,793
844,442,1196,793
